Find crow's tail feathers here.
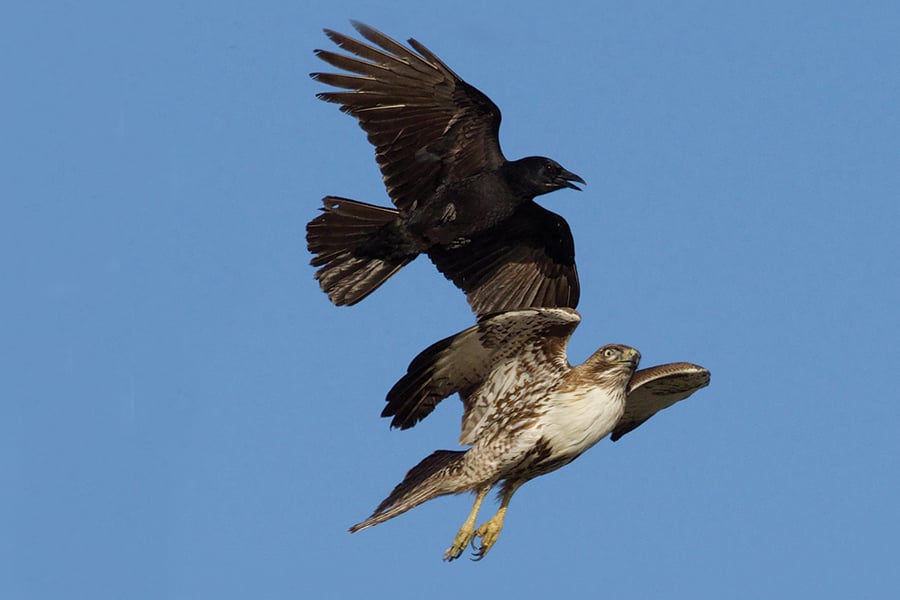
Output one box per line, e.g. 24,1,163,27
306,196,417,306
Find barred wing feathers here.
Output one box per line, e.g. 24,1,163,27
382,308,581,444
611,362,711,441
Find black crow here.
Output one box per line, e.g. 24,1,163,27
307,22,584,315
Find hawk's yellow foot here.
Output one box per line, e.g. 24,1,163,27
443,523,477,561
443,486,490,562
472,507,508,560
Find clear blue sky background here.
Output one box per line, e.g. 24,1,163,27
3,2,899,598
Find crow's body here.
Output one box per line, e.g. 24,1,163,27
307,22,584,315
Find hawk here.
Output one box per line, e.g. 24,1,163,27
307,22,584,315
350,308,711,560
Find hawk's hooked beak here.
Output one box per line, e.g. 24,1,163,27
627,348,641,367
557,168,585,191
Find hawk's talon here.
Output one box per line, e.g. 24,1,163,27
443,526,476,562
469,509,506,560
470,541,488,561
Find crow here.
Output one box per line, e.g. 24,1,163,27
307,22,584,315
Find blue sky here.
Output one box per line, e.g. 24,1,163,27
3,2,899,598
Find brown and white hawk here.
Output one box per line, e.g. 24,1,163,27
350,308,711,560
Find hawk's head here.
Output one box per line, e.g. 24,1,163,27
594,344,640,366
585,344,641,386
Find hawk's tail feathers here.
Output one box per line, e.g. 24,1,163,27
349,450,467,533
306,196,416,306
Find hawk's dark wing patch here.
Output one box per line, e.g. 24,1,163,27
383,308,581,435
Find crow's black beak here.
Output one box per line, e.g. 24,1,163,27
557,168,585,191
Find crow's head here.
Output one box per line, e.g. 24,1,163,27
507,157,585,197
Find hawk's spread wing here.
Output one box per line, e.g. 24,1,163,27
427,202,579,315
383,308,580,443
312,22,505,213
611,362,711,441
